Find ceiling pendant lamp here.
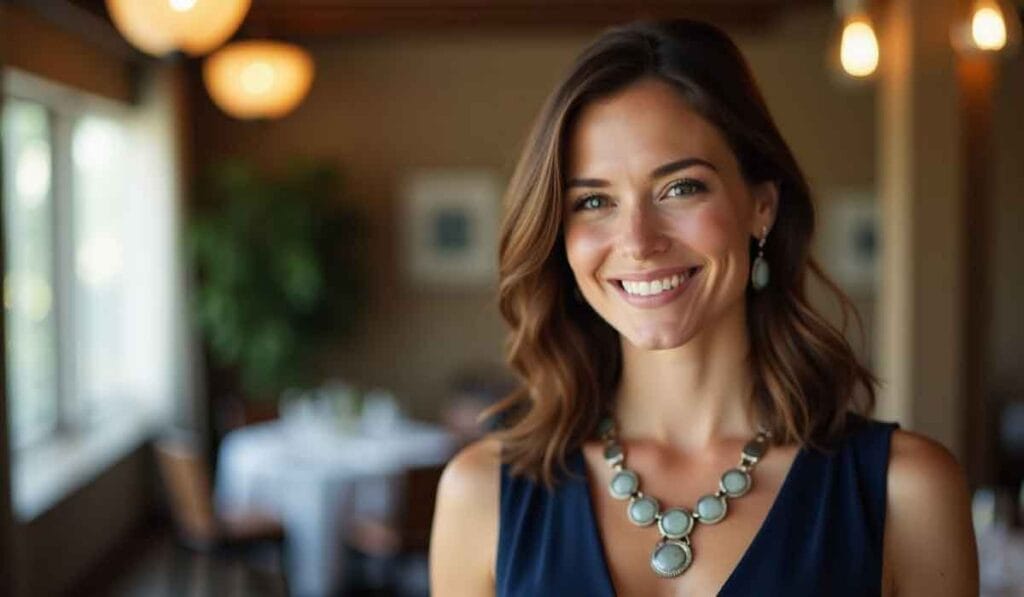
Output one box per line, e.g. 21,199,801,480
951,0,1022,55
202,41,315,120
832,0,880,79
105,0,251,57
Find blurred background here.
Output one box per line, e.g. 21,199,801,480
0,0,1022,595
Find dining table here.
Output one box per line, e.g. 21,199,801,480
214,414,458,597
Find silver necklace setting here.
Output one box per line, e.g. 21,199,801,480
596,416,771,578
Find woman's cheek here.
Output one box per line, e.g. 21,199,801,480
564,223,609,270
678,206,735,254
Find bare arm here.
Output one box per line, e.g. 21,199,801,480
883,429,979,596
430,438,501,597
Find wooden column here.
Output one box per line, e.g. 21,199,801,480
959,53,997,489
876,0,967,459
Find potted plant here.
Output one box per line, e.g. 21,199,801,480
187,159,365,427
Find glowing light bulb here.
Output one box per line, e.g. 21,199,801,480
971,3,1008,51
168,0,197,12
203,41,315,119
840,17,879,78
241,61,276,95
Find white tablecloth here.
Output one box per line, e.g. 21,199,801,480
214,417,457,597
978,526,1024,596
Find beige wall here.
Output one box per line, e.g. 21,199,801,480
192,7,879,421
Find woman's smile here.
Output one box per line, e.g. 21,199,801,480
608,266,704,308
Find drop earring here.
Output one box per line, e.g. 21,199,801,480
751,225,770,291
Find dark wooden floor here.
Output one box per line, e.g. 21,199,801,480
75,525,418,597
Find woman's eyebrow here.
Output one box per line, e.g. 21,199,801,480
650,157,717,178
566,156,717,189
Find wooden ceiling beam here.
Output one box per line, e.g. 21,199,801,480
63,0,829,39
241,1,827,37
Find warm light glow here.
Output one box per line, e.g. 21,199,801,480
240,61,276,95
840,16,880,78
972,3,1008,50
203,41,315,120
168,0,197,12
105,0,250,56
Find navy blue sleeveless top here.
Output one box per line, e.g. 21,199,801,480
497,415,899,596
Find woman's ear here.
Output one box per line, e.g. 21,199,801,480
750,180,779,236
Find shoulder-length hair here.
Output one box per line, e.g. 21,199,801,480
483,19,877,488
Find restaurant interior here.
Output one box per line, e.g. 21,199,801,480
1,0,1023,595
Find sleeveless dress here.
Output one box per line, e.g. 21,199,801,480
497,415,899,596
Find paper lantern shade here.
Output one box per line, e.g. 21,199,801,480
203,41,315,120
105,0,250,57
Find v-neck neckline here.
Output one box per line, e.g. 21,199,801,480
575,442,808,596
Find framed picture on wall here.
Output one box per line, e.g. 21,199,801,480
820,189,877,293
401,169,501,288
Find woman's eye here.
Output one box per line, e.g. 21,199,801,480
573,195,607,211
665,179,707,198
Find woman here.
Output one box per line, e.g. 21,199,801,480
430,19,977,596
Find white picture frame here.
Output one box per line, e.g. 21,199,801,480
401,169,501,288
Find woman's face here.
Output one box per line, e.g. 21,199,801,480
563,77,776,351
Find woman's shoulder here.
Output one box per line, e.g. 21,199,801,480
439,436,504,498
881,427,979,595
885,427,971,524
430,437,502,595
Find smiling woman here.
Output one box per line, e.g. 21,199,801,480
430,19,978,597
562,78,777,352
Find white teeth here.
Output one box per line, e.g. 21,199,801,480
621,273,687,297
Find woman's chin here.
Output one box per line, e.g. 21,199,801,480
622,326,694,352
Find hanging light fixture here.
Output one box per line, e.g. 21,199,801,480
833,0,880,79
105,0,250,57
202,41,315,120
951,0,1022,54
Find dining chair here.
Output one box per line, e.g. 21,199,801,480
153,433,288,588
345,463,446,594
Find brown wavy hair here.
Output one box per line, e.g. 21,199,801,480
482,19,877,488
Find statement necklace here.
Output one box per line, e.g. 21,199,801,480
596,416,771,578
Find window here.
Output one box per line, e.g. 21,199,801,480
2,98,59,447
3,69,185,517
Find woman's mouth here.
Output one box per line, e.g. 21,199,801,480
611,266,703,307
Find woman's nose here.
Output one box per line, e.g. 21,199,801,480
617,206,669,262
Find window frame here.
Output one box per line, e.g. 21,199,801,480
3,68,136,450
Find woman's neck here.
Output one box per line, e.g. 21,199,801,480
613,304,758,452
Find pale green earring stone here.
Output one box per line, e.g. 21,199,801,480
751,256,770,290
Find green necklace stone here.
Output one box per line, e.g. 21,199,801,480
598,416,770,579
